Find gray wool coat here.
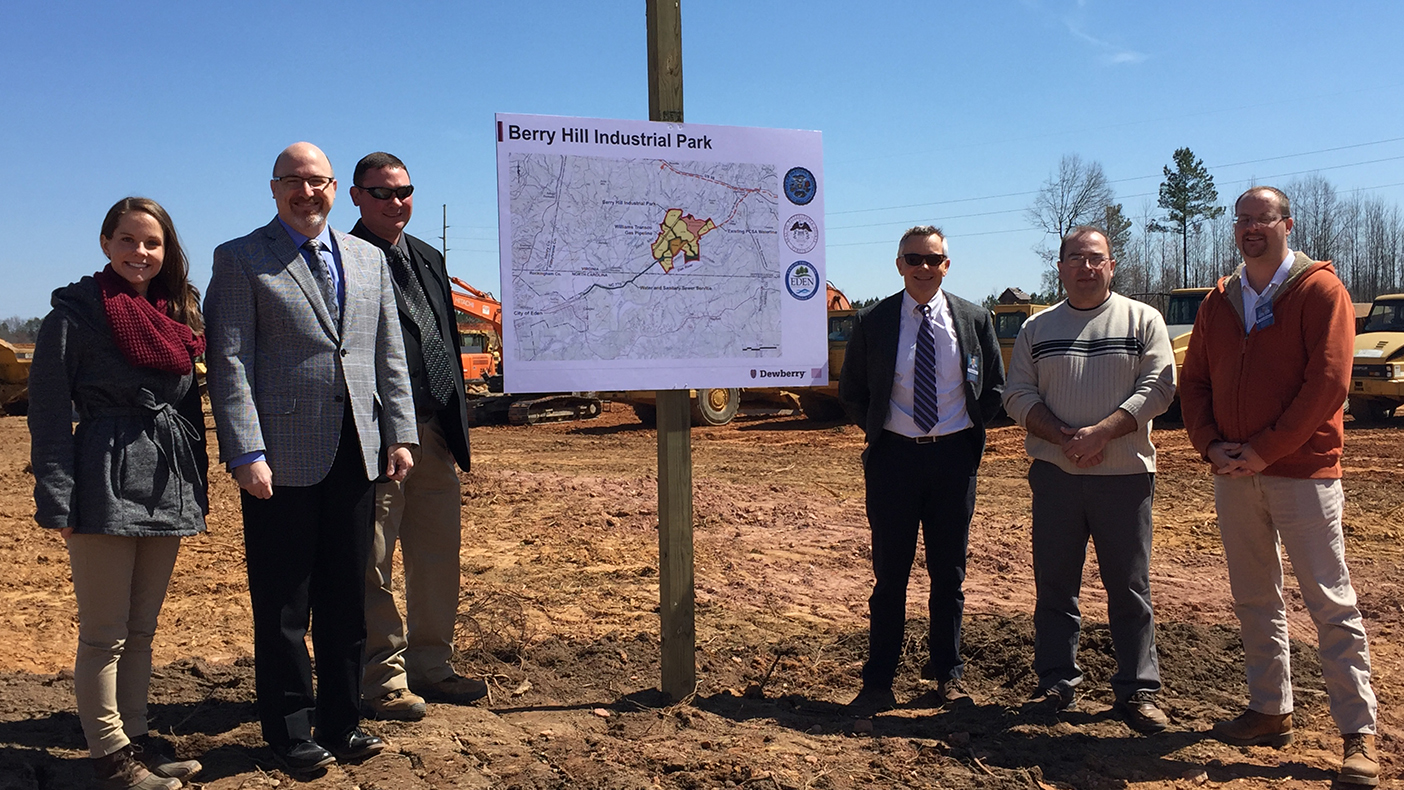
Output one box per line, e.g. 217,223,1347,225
29,276,208,536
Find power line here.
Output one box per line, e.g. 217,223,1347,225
828,83,1404,167
828,136,1404,217
827,156,1404,234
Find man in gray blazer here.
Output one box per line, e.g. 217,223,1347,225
838,225,1004,714
206,142,418,773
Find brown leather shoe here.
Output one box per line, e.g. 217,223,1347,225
1114,690,1168,734
1340,733,1380,786
1210,709,1293,748
936,679,974,708
364,688,428,720
847,686,897,716
412,672,488,704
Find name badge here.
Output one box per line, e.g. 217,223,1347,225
966,353,980,382
1254,299,1274,331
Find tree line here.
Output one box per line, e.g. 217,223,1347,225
0,316,42,344
1026,149,1404,305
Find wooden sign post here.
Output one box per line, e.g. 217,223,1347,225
645,0,695,702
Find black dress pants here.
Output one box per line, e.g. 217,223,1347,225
861,429,979,689
242,408,375,749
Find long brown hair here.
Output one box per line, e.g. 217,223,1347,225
100,197,204,334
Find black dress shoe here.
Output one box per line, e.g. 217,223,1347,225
321,729,387,763
273,740,336,774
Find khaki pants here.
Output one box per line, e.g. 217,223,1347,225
363,416,463,696
1215,474,1377,735
67,533,180,758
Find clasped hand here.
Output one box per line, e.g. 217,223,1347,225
1060,425,1107,469
1207,441,1266,477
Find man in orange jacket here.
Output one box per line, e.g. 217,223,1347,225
1180,186,1378,786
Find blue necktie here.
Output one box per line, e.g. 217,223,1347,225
914,304,939,433
302,239,339,325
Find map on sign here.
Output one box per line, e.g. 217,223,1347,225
496,113,825,392
508,153,781,361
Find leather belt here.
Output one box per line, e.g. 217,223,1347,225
883,428,969,445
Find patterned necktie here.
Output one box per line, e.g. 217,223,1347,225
387,246,456,407
302,239,339,325
913,304,939,433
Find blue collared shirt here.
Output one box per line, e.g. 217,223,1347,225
277,217,343,310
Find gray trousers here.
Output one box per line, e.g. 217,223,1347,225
1029,460,1160,702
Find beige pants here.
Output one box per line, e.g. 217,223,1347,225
67,533,181,758
1215,474,1377,735
363,416,464,696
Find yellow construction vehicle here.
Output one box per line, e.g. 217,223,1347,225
1348,293,1404,422
0,338,34,415
1159,287,1213,421
992,302,1049,373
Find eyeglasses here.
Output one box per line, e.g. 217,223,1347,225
356,184,415,201
1233,214,1288,229
900,253,948,268
273,175,334,190
1063,253,1112,268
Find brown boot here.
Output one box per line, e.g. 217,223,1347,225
92,745,181,790
132,734,202,781
1340,733,1380,787
1210,709,1293,748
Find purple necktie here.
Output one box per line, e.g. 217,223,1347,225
914,304,939,433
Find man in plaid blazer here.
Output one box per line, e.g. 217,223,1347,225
206,142,418,773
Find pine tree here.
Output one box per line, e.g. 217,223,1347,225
1149,147,1224,286
1099,203,1134,263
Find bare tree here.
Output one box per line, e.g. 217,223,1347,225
1026,155,1116,293
1286,174,1341,264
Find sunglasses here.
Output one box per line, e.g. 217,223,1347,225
901,252,948,268
357,184,415,201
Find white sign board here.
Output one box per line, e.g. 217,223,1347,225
495,112,826,392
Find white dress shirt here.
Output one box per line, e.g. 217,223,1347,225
1241,250,1293,333
883,289,973,437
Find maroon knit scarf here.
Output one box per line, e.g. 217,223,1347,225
95,265,205,375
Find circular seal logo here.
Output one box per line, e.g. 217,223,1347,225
785,261,820,300
783,167,817,206
783,213,818,254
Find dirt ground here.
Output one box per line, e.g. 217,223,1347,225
1,403,1403,789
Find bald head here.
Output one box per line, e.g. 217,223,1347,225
274,142,333,179
271,142,337,237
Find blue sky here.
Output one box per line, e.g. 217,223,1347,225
4,1,1403,318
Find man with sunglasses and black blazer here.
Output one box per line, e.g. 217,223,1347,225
348,152,484,721
838,225,1004,714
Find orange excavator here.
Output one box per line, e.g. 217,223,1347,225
447,277,602,425
449,276,502,383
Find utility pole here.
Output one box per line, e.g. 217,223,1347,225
645,0,694,702
440,204,450,263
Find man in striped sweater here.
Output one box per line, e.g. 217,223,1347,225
1003,226,1176,733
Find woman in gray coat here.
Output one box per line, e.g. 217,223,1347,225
29,197,208,790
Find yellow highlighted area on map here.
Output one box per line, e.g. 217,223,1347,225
650,208,717,273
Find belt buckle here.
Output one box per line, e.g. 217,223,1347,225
913,434,938,444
